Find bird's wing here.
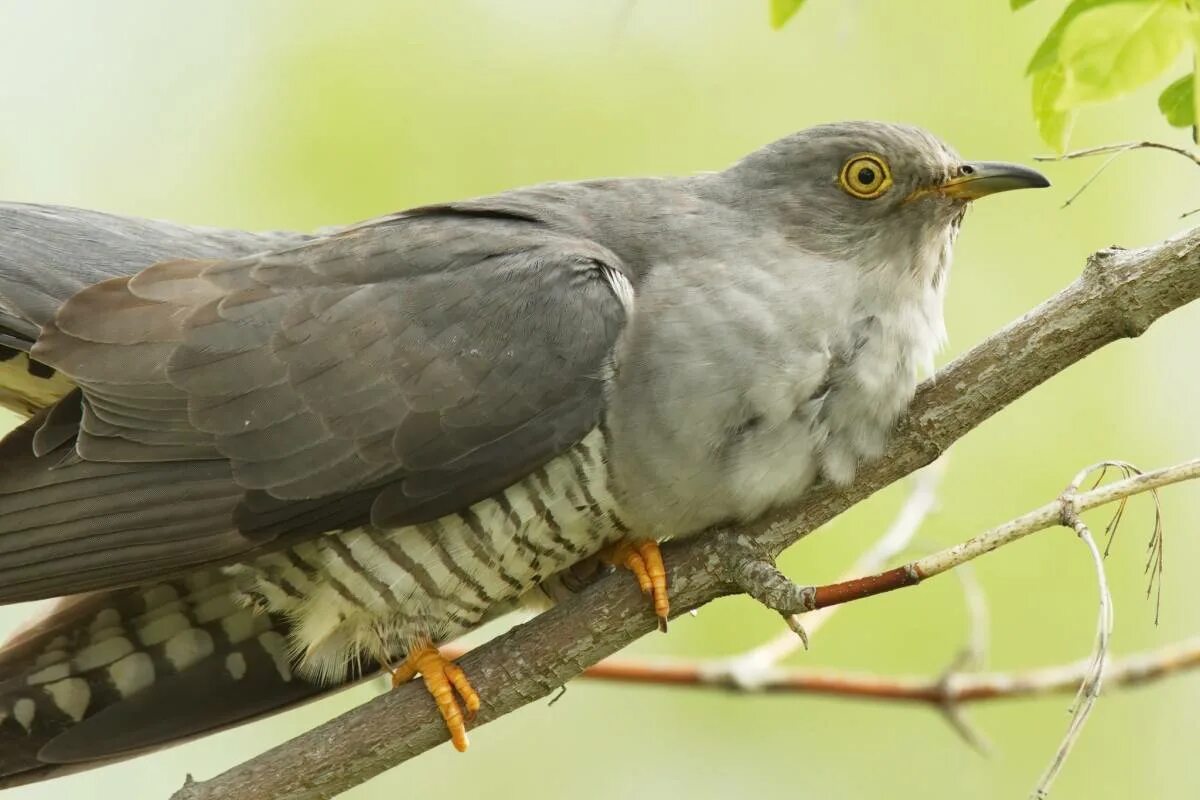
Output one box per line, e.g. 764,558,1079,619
0,202,313,415
0,202,631,602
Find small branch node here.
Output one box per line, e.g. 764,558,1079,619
732,455,949,670
933,639,993,755
1062,460,1166,620
722,545,816,619
937,699,993,756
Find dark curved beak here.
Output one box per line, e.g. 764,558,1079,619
938,161,1050,200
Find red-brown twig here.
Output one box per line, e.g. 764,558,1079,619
510,635,1200,704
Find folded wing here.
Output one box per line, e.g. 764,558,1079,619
0,204,631,601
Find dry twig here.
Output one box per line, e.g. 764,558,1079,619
1035,141,1200,213
540,635,1200,703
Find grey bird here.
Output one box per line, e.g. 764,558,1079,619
0,121,1047,782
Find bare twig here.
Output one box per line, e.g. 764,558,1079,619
792,458,1198,612
538,635,1200,703
1036,140,1200,167
172,231,1200,800
1035,141,1200,212
1032,492,1115,799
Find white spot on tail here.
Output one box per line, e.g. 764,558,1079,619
13,699,35,731
137,612,191,646
221,610,264,644
109,652,155,697
164,629,214,671
27,662,71,685
33,649,67,668
44,678,90,722
88,609,120,632
193,593,238,624
73,637,134,672
225,653,247,681
141,584,179,607
89,625,126,643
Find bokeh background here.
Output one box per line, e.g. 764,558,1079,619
0,1,1197,798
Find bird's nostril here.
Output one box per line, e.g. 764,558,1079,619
959,164,976,176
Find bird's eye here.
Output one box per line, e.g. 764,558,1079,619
838,153,893,199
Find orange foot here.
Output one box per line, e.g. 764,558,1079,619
390,645,480,752
600,538,670,631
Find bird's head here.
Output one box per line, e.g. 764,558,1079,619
725,121,1049,279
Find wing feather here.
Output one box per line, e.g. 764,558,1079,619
0,204,630,599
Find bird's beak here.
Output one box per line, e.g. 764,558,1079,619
937,161,1050,200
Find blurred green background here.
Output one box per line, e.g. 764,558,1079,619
1,1,1197,798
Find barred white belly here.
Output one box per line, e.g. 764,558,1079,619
232,427,628,683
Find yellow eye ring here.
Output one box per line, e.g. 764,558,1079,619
838,153,893,199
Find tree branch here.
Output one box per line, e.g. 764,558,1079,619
766,457,1198,615
715,457,948,684
172,229,1200,800
539,635,1200,704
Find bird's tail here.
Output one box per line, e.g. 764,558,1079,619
0,571,338,786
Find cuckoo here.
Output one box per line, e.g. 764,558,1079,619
0,122,1047,782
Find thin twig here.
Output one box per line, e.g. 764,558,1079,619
1035,141,1200,211
900,458,1198,592
1031,499,1114,799
541,635,1200,702
736,458,1200,620
1036,140,1200,167
1075,461,1165,622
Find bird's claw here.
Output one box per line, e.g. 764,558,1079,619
601,538,670,631
390,645,480,752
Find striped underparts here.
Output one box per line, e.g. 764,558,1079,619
230,426,633,683
0,434,630,742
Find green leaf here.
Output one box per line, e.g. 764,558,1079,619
1027,0,1143,75
1158,73,1196,127
770,0,807,29
1033,63,1078,151
1053,0,1190,108
1012,0,1040,9
1193,21,1200,143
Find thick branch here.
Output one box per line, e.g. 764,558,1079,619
173,229,1200,800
